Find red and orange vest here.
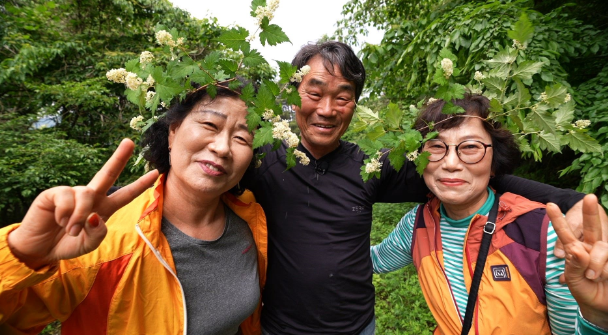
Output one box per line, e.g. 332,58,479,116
412,192,551,335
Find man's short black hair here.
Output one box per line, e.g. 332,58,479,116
291,41,366,102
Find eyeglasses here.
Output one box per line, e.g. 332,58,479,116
423,139,492,164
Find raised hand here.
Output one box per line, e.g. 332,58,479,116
7,139,159,270
547,194,608,329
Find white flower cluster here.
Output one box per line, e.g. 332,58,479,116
144,75,155,87
254,0,280,26
140,51,154,65
365,157,383,174
294,149,310,166
441,58,453,79
573,120,591,129
146,91,156,102
406,151,419,162
107,68,144,90
106,68,128,83
564,93,571,103
125,72,143,90
262,109,275,121
540,92,548,102
155,30,184,48
272,120,300,148
130,115,144,131
428,97,438,104
290,65,311,83
474,71,485,81
512,39,526,50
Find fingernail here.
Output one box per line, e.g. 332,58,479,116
68,224,82,236
585,269,596,280
554,249,566,258
88,213,100,228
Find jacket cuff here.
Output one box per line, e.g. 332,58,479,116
0,224,58,290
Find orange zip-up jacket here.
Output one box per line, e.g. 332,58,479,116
0,174,267,335
412,192,551,335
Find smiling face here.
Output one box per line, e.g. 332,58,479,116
422,118,494,219
166,96,253,198
294,55,357,159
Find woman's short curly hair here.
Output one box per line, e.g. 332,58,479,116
414,93,520,176
141,81,255,195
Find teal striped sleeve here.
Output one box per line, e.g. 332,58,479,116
545,221,579,334
576,310,608,335
370,205,418,274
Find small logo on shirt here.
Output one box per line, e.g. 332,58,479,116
352,205,365,213
242,243,253,254
491,265,511,281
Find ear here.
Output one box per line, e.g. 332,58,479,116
168,123,179,148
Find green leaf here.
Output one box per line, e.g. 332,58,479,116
488,98,503,114
415,151,431,176
482,76,505,93
254,85,276,110
438,48,457,62
511,61,543,81
514,79,531,107
242,49,266,67
435,83,465,101
252,125,273,149
507,13,534,45
543,84,568,108
564,131,603,153
277,61,297,84
285,87,301,106
485,48,517,67
367,124,386,141
528,109,555,133
388,143,407,172
285,149,297,170
441,102,465,115
358,138,383,154
216,27,250,51
246,106,261,131
554,100,575,127
537,132,561,152
219,59,238,73
263,79,280,96
259,18,291,46
356,105,380,122
206,84,217,99
385,103,402,129
171,58,199,78
241,83,256,105
432,69,448,86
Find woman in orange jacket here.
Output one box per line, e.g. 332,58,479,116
0,82,267,335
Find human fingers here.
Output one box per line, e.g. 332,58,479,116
81,213,108,252
563,242,591,285
547,203,578,247
582,194,602,244
101,169,159,218
584,241,608,281
53,187,76,227
65,186,96,237
557,200,585,258
87,139,135,194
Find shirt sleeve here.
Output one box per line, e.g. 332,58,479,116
576,310,608,335
490,175,584,213
545,221,580,334
370,206,418,273
376,154,429,203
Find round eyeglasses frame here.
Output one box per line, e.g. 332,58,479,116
423,139,493,164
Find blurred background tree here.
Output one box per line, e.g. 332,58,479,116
0,0,275,226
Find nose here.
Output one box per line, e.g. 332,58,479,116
441,145,462,171
208,133,231,158
316,97,335,118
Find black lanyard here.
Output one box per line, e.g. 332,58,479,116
460,194,500,335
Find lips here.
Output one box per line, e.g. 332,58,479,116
199,160,226,176
438,178,466,186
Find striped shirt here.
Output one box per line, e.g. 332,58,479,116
371,189,604,334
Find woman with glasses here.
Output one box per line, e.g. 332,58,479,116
371,94,608,334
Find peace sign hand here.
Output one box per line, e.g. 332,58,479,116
547,194,608,329
7,139,159,270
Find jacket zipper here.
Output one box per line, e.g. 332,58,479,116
136,224,188,335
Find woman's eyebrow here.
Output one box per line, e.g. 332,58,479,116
196,109,228,119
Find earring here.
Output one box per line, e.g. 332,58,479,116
237,182,241,190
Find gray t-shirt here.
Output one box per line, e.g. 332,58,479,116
162,206,260,335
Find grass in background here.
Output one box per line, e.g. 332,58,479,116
372,203,435,334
